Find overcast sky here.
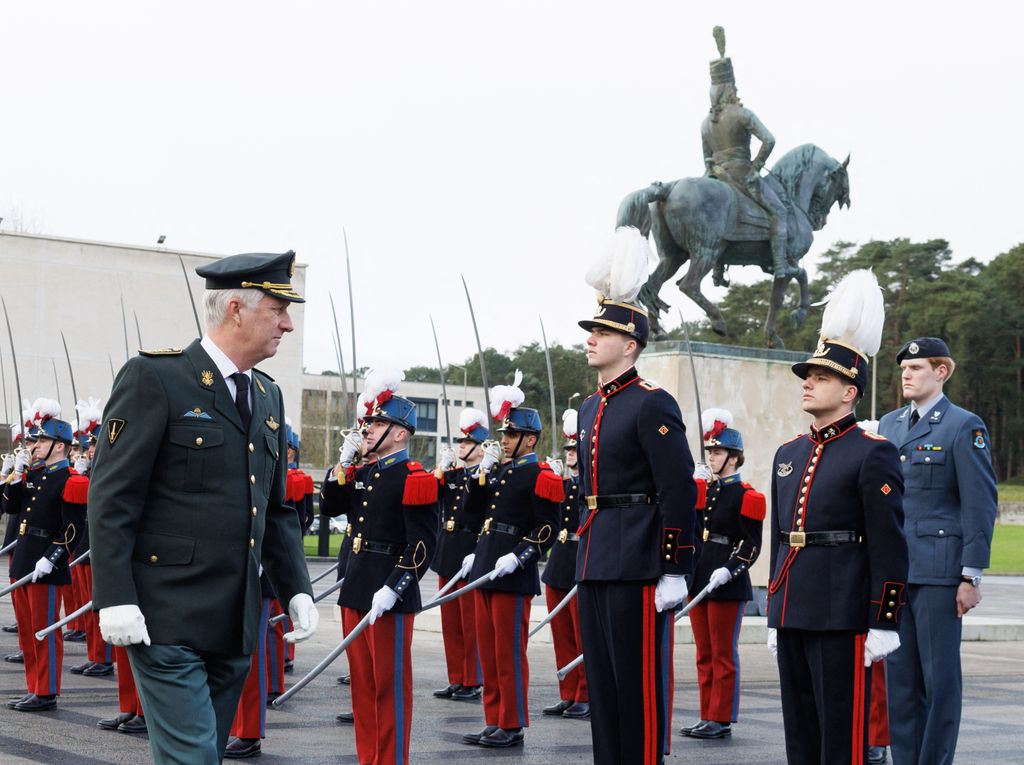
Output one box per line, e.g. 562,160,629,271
2,2,1020,377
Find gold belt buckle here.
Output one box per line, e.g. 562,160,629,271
19,520,27,536
702,528,709,542
352,536,362,554
345,523,352,537
789,531,806,549
557,529,568,543
446,519,456,532
586,495,597,510
482,518,492,534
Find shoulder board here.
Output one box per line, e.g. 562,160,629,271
740,490,767,521
637,379,660,391
139,348,182,357
252,367,276,383
63,474,90,504
403,467,438,505
861,431,888,441
781,433,803,445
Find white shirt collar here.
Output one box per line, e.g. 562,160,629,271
200,335,251,382
911,391,945,419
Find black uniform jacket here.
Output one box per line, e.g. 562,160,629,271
431,465,484,580
87,341,313,656
767,413,909,632
3,461,86,585
321,449,439,612
465,452,562,596
692,474,763,601
541,475,581,591
318,466,352,585
574,367,698,582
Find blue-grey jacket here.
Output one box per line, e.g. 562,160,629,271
878,395,997,585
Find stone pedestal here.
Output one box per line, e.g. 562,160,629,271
638,339,812,588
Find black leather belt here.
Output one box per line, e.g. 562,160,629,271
483,519,521,536
444,520,476,534
21,525,53,539
584,493,655,510
557,529,581,543
351,538,401,556
780,530,861,548
705,532,732,545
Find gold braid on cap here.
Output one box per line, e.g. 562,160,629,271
241,280,301,299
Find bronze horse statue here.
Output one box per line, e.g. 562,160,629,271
618,144,850,347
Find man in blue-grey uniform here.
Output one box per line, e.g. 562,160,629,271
879,337,998,765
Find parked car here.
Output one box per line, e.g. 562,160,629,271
309,515,347,535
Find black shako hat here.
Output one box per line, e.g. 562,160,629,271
196,251,304,303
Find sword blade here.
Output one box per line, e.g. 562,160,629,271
309,561,341,586
36,600,93,640
678,309,706,463
529,583,576,637
460,275,491,422
429,315,452,445
1,298,26,444
674,582,715,622
178,255,203,337
539,316,558,458
420,570,493,611
61,332,79,418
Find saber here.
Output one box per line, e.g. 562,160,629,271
1,298,26,453
329,293,351,425
107,354,115,383
0,539,17,556
51,358,62,408
70,549,90,567
271,610,373,708
343,228,358,380
178,255,203,337
429,315,452,446
420,570,493,611
539,316,558,458
431,573,464,602
36,599,92,640
309,560,340,586
1,337,8,425
678,309,706,462
60,332,79,416
120,293,130,364
460,275,491,422
2,548,91,598
134,311,143,349
269,578,345,625
528,584,576,638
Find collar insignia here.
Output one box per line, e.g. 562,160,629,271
265,416,280,431
201,370,214,387
776,461,793,477
254,377,266,394
931,410,942,421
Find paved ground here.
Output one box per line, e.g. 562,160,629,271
2,568,1022,764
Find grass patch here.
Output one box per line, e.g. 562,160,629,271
989,524,1024,575
999,479,1024,503
304,535,343,557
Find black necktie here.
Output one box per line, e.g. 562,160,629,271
230,372,252,432
908,409,920,429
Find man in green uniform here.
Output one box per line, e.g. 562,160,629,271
88,251,318,765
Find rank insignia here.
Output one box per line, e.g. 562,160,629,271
266,415,280,431
106,418,126,446
931,410,942,421
254,377,266,394
776,461,793,477
658,425,669,436
200,370,214,387
973,430,986,449
881,483,892,495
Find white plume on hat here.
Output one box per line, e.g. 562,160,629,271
74,397,103,434
815,269,885,357
355,390,370,426
21,399,34,428
490,369,525,421
561,408,578,439
584,226,654,304
459,407,488,435
361,368,404,416
11,424,25,442
33,398,61,425
701,407,733,441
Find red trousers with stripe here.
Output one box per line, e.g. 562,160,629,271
73,564,112,665
342,607,415,765
545,584,588,703
868,660,889,746
266,599,287,695
69,564,88,631
114,646,144,715
62,576,82,631
12,583,64,696
438,575,481,687
777,629,872,765
231,598,272,740
689,598,745,722
475,589,531,730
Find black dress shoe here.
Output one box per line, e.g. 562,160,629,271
64,630,87,643
461,726,498,745
4,651,24,663
266,692,281,708
97,712,136,730
689,721,731,739
451,685,482,701
562,701,591,719
433,683,460,698
6,694,32,710
118,715,148,734
284,659,293,674
1,623,17,633
71,661,95,675
339,674,350,685
680,719,709,737
14,694,57,712
224,737,262,759
479,727,524,748
83,662,114,677
336,711,354,724
867,745,888,764
543,699,573,716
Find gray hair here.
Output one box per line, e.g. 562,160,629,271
203,288,264,330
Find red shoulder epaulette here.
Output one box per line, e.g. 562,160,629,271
303,473,314,493
694,478,707,510
286,470,306,502
403,463,438,505
740,489,766,521
63,474,90,505
534,466,565,503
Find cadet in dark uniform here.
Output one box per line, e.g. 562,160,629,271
880,337,998,765
540,408,589,719
460,375,563,749
681,409,764,740
321,375,440,765
430,407,488,702
88,251,318,765
767,270,909,765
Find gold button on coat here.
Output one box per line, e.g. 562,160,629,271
250,475,256,484
249,443,255,453
195,437,204,446
250,538,255,548
149,555,158,563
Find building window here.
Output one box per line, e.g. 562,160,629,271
409,397,438,433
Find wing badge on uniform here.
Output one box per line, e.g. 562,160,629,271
776,461,793,477
183,408,213,420
106,418,126,446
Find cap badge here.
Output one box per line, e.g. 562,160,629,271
201,370,214,387
908,341,920,354
813,341,828,357
776,461,793,477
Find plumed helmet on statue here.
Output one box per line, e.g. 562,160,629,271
74,397,104,444
33,398,74,444
562,408,579,449
362,368,417,433
578,226,653,347
702,407,744,451
792,269,884,395
458,407,489,443
491,370,541,433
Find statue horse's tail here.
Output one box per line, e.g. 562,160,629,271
616,181,675,237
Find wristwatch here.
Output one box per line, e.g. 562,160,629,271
961,574,982,587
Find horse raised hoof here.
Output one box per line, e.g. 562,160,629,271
767,332,786,349
711,318,728,336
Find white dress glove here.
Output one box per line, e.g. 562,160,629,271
284,593,320,642
767,627,778,658
1,453,14,478
339,431,363,467
489,552,522,580
546,457,564,477
654,574,688,613
459,553,475,580
9,450,31,482
99,604,151,647
863,628,901,666
31,557,55,582
74,457,89,474
480,442,501,473
693,462,714,482
368,586,400,625
706,566,732,592
438,445,456,471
